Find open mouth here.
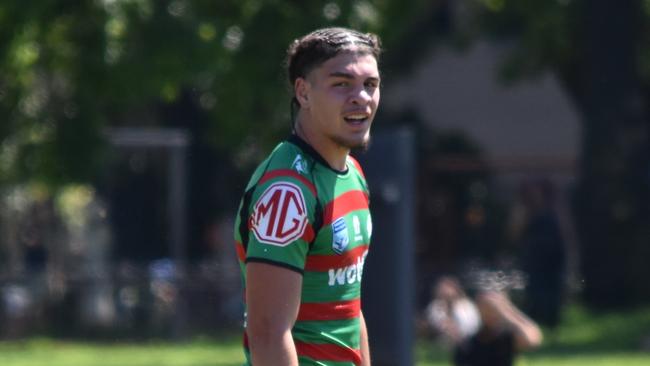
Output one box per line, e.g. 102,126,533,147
343,114,369,125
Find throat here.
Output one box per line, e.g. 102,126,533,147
294,122,349,172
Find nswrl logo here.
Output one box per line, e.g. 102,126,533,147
332,217,349,254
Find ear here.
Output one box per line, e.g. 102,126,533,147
294,77,310,109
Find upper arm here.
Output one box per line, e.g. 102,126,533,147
242,172,317,332
246,262,303,336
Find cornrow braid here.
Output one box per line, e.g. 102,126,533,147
286,27,382,125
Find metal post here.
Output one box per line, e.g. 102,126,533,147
106,127,190,339
359,127,415,366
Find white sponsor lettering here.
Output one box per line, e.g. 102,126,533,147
366,215,372,238
346,265,357,284
353,215,363,242
327,250,368,286
328,267,346,286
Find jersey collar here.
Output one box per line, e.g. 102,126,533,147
287,134,349,175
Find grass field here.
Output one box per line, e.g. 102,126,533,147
0,336,244,366
418,304,650,366
1,305,649,365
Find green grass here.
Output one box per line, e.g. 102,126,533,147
417,304,650,365
1,305,649,365
0,336,245,366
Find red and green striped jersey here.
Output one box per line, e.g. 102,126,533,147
234,135,372,366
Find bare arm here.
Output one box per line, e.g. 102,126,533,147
246,262,302,366
360,311,371,366
502,299,544,351
476,292,543,351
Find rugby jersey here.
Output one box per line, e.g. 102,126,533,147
234,134,372,366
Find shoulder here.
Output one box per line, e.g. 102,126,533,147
256,141,317,197
245,143,319,232
246,141,316,195
245,143,319,248
346,155,369,196
347,155,366,180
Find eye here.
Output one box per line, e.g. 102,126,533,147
365,80,379,89
333,81,350,87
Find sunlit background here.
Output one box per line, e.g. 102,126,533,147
1,1,650,365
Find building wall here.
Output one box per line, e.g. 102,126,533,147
385,41,580,164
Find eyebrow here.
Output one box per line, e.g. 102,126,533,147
328,71,381,82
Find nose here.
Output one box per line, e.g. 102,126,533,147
350,86,372,105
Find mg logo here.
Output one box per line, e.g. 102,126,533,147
250,182,308,246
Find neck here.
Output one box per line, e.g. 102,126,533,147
295,117,349,172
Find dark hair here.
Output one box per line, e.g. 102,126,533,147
286,27,382,123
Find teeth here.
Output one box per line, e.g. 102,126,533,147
346,114,367,120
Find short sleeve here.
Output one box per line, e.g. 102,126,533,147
244,172,318,274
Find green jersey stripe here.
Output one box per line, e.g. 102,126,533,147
293,318,360,347
297,357,356,366
244,331,360,365
301,274,361,303
348,156,366,179
246,257,304,275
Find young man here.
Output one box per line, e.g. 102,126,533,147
233,27,381,366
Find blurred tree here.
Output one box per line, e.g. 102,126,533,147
0,0,432,188
1,0,444,266
6,0,647,308
462,0,650,307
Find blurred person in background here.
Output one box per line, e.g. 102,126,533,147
425,276,481,346
233,27,381,366
509,178,569,328
426,276,542,366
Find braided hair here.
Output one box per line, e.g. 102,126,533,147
285,27,382,124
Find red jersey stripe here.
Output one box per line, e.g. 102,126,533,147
323,190,369,226
301,223,315,243
297,299,361,321
259,169,317,197
304,245,369,272
247,333,361,365
295,341,362,366
349,156,365,179
235,241,246,262
247,332,361,365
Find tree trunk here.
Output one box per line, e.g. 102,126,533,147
576,0,650,307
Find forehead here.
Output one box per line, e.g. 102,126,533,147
312,52,379,78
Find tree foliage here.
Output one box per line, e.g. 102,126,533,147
4,0,648,307
0,0,431,186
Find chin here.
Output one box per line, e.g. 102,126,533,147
351,141,371,155
356,136,371,151
341,137,371,153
